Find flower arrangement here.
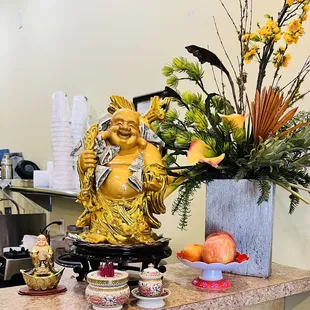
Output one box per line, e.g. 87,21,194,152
153,0,310,228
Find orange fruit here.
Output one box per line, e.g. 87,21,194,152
181,244,203,262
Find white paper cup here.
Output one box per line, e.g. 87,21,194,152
51,125,72,130
71,118,87,124
53,171,73,176
53,156,73,162
52,177,73,183
53,155,73,160
72,95,88,113
71,127,86,133
53,175,73,181
53,159,73,164
72,132,84,138
52,146,73,151
52,146,73,152
52,145,73,150
52,131,72,137
52,96,70,117
52,184,73,190
52,138,73,144
52,90,66,100
52,117,71,123
53,162,73,167
52,131,72,136
52,147,73,152
52,137,72,141
53,150,72,155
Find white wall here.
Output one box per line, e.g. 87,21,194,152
0,1,309,308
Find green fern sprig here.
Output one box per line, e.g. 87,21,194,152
177,202,191,231
171,175,204,229
289,189,300,214
257,178,271,205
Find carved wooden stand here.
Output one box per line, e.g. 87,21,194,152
56,239,172,285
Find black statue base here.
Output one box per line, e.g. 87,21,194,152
56,238,172,284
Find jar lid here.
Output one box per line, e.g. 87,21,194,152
140,263,162,279
87,270,129,287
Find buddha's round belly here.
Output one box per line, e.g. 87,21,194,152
99,167,139,199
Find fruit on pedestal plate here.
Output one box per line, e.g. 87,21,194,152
202,232,236,264
177,232,249,290
180,244,204,262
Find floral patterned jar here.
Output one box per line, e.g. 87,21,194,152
85,270,130,310
138,263,163,297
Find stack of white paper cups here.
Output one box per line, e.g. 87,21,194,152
71,95,89,190
51,91,73,190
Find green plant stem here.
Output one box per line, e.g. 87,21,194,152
238,0,249,114
256,43,275,93
167,166,194,171
289,183,310,193
218,0,248,114
177,119,189,131
211,65,221,94
269,179,310,204
213,17,238,81
205,94,225,140
197,78,209,97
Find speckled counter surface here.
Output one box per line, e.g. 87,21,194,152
1,263,310,310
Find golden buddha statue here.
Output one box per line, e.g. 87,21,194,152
20,234,65,291
30,234,54,276
75,96,170,244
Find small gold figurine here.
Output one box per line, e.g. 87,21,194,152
30,234,54,276
20,234,64,291
76,96,170,244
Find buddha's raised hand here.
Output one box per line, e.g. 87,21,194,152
100,131,110,140
144,163,166,192
79,150,97,172
144,174,164,192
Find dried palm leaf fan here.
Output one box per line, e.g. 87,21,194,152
107,95,171,128
247,87,308,145
108,96,136,114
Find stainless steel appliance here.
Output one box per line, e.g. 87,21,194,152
10,152,24,179
0,183,47,287
0,213,46,256
0,214,46,287
0,247,32,287
1,154,12,180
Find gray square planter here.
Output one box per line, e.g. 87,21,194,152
205,179,275,278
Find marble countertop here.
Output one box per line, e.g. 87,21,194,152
1,263,310,310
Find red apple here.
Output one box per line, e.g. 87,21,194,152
206,231,235,243
181,244,204,262
202,232,236,264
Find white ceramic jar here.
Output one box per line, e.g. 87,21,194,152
138,263,163,297
85,270,130,310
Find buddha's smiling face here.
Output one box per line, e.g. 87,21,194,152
36,234,47,247
108,109,141,150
